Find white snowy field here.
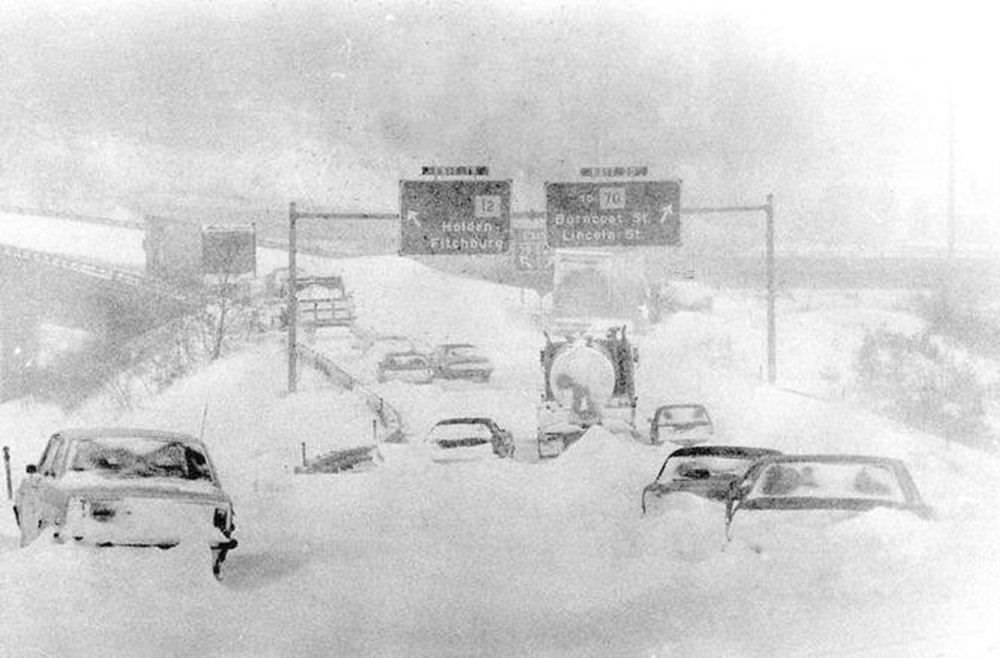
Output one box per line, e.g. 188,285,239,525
1,220,999,656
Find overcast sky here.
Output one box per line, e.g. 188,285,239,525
0,1,996,246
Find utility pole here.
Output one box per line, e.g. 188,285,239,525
945,92,957,316
287,202,298,393
683,194,776,384
765,194,776,385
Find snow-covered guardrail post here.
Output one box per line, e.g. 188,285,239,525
3,445,11,500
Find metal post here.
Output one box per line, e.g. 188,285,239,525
288,202,298,393
3,445,11,500
765,194,776,385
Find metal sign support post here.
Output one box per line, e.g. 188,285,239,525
288,203,299,393
684,194,776,385
286,203,399,393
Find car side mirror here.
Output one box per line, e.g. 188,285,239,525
25,464,37,474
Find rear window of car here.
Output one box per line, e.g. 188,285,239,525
658,455,754,482
388,354,428,368
749,462,905,502
658,406,709,425
68,437,213,481
429,423,492,442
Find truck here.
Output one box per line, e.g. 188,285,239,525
536,324,639,458
547,249,647,334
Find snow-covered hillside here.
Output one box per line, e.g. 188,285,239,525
2,246,999,657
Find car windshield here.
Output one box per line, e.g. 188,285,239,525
658,455,754,482
428,423,492,442
658,406,709,426
68,437,213,481
748,461,905,503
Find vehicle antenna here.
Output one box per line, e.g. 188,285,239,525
199,402,210,441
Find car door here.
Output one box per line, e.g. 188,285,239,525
16,435,61,544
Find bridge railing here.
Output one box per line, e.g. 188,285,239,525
0,242,199,304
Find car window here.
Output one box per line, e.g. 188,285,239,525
67,437,213,481
447,346,480,358
428,423,492,441
750,462,905,502
659,455,754,482
657,406,709,426
38,436,63,476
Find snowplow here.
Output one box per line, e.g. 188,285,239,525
536,324,639,458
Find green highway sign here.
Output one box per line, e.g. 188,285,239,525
545,180,681,248
399,180,511,255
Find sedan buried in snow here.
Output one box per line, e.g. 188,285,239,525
641,445,781,514
725,454,933,539
648,403,714,446
13,428,237,576
424,417,515,463
376,351,435,384
431,343,494,382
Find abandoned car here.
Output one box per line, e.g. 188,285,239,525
648,403,715,446
13,428,237,577
430,343,495,382
375,351,435,384
641,445,782,514
424,417,516,463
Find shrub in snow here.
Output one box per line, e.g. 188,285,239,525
855,329,990,448
912,287,1000,359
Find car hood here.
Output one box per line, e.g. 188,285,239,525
56,472,230,504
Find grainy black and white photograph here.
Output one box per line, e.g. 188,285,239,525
1,1,998,656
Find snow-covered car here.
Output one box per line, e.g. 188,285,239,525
724,454,933,540
424,417,515,463
13,428,237,576
642,445,782,514
375,351,435,384
648,403,715,445
430,343,494,382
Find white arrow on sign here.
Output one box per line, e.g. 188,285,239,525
659,204,674,223
407,210,421,227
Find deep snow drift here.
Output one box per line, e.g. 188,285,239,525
1,239,999,656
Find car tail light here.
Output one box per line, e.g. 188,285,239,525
89,500,118,521
214,507,232,535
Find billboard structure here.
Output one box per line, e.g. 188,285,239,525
202,224,257,276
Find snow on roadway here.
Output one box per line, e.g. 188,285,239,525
0,232,999,656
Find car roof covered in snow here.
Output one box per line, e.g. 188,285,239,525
747,453,906,467
52,427,204,445
667,445,781,460
434,417,496,426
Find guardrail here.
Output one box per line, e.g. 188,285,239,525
294,343,405,443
